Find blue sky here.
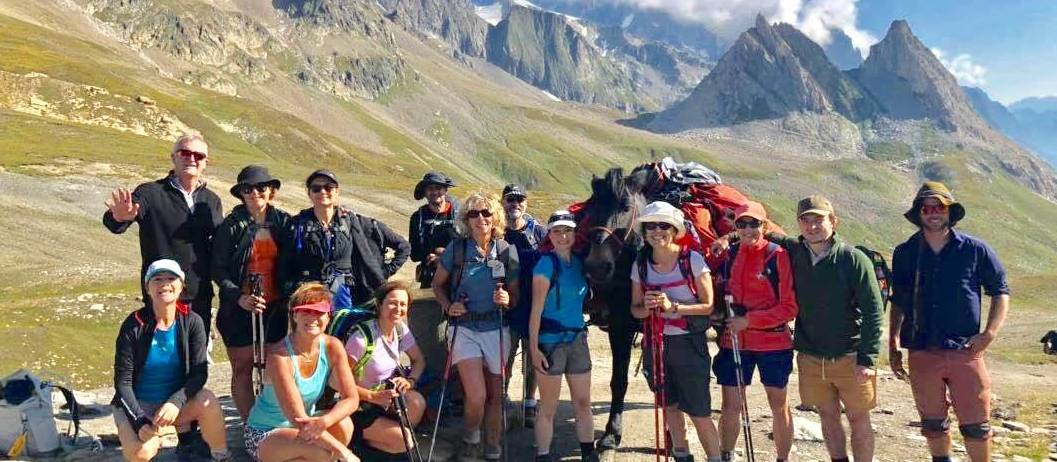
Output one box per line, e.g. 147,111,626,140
857,0,1057,104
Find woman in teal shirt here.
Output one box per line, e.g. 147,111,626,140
529,210,595,462
245,282,359,462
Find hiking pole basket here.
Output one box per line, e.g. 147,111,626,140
249,273,266,397
725,295,756,462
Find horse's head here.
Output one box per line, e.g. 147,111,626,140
580,167,644,286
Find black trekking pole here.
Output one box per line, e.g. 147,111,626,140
388,380,425,462
725,295,756,462
427,294,465,462
249,273,266,397
496,281,509,462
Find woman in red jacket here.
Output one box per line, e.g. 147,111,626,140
714,202,798,462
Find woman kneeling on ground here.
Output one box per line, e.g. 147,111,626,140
112,259,229,462
431,191,519,461
630,202,721,462
529,210,596,462
245,282,360,462
212,165,291,420
346,280,427,460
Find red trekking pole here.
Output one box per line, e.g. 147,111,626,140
648,304,670,462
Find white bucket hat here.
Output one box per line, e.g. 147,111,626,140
635,201,686,239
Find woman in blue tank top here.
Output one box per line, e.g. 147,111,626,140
245,282,360,462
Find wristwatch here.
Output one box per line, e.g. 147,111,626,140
672,302,680,313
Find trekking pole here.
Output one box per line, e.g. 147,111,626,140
496,281,509,462
427,294,465,462
725,295,755,462
521,346,528,429
249,273,266,397
389,381,425,462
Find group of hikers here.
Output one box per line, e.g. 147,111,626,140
103,131,1011,462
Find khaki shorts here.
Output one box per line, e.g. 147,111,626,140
797,353,877,413
539,331,592,376
447,325,511,375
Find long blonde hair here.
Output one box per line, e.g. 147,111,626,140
457,191,506,241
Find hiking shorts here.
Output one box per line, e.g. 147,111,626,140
447,325,511,375
713,348,794,389
643,333,713,417
797,353,877,412
908,349,992,437
539,331,592,376
217,299,288,348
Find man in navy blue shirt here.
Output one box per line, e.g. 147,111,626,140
502,184,548,428
888,181,1010,462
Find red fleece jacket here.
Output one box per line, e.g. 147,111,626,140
720,238,798,352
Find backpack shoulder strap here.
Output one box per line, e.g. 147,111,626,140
350,322,376,381
677,247,699,298
762,242,781,299
636,247,651,290
450,237,466,296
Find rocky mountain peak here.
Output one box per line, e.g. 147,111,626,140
646,15,876,131
852,19,988,134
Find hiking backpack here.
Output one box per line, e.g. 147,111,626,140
719,241,782,300
851,245,893,310
316,306,377,409
635,247,711,333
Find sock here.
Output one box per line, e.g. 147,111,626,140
525,399,538,408
463,429,481,444
721,451,734,462
210,449,229,461
672,447,690,457
932,457,953,462
580,442,594,455
832,458,850,462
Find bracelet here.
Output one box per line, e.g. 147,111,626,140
672,303,680,313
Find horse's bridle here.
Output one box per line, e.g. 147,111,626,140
586,204,640,248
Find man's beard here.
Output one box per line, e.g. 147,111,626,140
922,218,949,232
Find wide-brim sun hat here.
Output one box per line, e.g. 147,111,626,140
144,259,185,285
903,181,966,227
414,171,456,200
635,201,686,239
230,165,281,198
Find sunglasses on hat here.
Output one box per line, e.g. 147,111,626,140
735,219,763,229
643,222,673,231
467,209,493,219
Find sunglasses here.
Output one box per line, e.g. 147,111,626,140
504,196,526,203
239,183,272,195
309,183,337,194
467,209,493,219
177,149,207,161
643,222,674,231
921,204,948,215
735,219,763,229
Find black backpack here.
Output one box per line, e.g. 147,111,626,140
854,245,893,310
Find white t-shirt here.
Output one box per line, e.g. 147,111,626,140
630,250,710,335
344,320,417,389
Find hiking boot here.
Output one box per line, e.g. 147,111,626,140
720,450,736,462
580,451,600,462
176,431,209,462
482,443,501,461
535,455,554,462
456,440,482,461
673,455,694,462
524,403,537,429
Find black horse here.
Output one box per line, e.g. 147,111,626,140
578,167,650,450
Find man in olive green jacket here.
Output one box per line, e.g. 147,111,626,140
716,195,883,462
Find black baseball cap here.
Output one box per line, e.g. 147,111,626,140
502,184,527,198
305,169,339,188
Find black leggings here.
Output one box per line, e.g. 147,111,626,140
606,315,638,415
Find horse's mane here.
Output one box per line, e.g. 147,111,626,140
584,168,629,220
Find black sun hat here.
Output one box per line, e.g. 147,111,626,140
414,171,456,200
229,165,281,198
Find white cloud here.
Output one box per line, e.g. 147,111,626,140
931,48,988,86
608,0,877,58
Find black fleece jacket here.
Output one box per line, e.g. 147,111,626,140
211,204,291,310
102,174,223,301
111,306,209,432
284,207,411,304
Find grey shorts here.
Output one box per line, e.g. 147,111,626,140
643,333,713,417
539,331,592,376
